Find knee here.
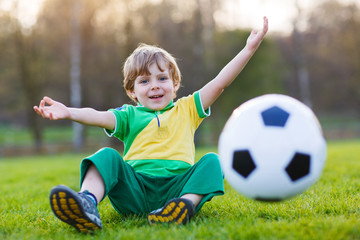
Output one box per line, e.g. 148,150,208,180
95,147,122,160
84,147,123,170
199,152,223,177
98,147,119,155
199,152,221,166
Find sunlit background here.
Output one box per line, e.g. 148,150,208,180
0,0,359,156
1,0,359,31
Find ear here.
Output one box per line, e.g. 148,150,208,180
127,89,137,101
174,81,180,92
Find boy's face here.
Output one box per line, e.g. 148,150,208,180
128,60,179,111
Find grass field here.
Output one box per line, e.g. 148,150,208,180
0,140,359,240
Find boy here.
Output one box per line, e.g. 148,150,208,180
34,17,268,233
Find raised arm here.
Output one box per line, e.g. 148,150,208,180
199,17,268,110
33,96,115,130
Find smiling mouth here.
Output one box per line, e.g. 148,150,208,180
149,95,163,99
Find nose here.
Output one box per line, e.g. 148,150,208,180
150,80,160,90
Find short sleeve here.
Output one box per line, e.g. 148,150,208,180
194,91,211,118
104,106,130,141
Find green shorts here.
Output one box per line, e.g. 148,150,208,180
80,147,224,215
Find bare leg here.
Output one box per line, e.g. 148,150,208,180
80,164,105,203
181,193,203,207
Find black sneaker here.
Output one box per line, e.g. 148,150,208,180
147,198,195,225
49,185,102,233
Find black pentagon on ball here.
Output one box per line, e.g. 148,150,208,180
232,150,256,178
261,106,290,127
285,152,311,182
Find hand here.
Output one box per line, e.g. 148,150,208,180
246,16,269,51
33,97,71,120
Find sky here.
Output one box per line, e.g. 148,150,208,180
0,0,358,33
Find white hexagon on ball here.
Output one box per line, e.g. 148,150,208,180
218,94,327,201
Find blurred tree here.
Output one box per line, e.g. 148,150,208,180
276,0,360,116
304,0,360,114
292,0,312,108
27,0,225,108
0,3,45,151
36,0,122,149
0,13,18,124
0,0,288,149
13,24,44,150
208,30,286,139
69,0,83,151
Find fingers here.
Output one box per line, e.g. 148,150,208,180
40,99,45,109
33,100,44,116
33,97,53,119
253,17,268,42
249,17,268,39
33,106,41,115
43,96,55,106
262,16,269,35
245,17,269,51
33,105,48,119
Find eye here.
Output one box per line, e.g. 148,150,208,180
159,76,168,81
139,79,149,84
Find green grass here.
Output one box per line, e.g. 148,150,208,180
0,141,359,239
0,125,108,147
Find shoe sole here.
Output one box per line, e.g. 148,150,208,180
49,185,102,233
147,198,192,225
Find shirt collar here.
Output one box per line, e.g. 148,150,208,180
136,100,174,113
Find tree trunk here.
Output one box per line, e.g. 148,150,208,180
14,28,43,152
293,0,312,108
70,0,84,151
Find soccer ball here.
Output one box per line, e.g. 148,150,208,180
218,94,327,201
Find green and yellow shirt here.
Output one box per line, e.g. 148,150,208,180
105,91,210,177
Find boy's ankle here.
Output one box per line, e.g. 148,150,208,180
81,190,98,206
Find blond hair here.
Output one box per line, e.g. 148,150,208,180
123,43,181,102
